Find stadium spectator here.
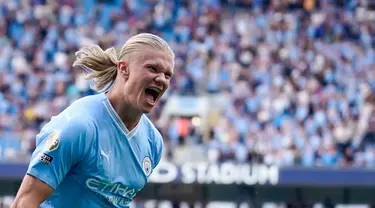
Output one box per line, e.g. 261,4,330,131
1,0,375,168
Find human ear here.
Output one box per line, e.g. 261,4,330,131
117,61,129,80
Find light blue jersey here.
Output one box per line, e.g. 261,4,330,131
27,93,163,208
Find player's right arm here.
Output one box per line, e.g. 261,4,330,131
11,174,54,208
11,116,94,208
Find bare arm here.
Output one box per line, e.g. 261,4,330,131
11,174,54,208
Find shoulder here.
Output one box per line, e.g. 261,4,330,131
41,115,95,143
67,93,106,114
37,94,106,145
39,108,96,147
62,116,94,136
51,93,106,129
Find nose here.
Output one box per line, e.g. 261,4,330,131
154,74,168,87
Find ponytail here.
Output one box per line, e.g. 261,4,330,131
73,45,118,92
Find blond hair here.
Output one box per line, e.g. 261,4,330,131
73,33,174,92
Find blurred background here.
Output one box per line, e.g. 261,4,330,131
1,0,375,207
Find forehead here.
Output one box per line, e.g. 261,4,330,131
134,46,174,72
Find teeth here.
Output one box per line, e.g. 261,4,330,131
148,87,161,93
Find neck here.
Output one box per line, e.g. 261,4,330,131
106,89,142,132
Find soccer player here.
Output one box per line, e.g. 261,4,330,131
11,33,174,208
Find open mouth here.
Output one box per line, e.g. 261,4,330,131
144,87,161,104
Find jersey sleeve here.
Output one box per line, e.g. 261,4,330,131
152,132,164,169
27,117,94,190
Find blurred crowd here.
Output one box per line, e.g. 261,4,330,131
1,0,375,168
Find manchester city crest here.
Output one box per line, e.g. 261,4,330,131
44,131,60,152
142,156,152,177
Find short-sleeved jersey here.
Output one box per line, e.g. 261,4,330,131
26,92,163,208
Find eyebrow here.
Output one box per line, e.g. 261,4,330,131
146,62,173,75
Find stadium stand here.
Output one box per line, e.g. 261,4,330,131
2,0,375,207
1,0,375,168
